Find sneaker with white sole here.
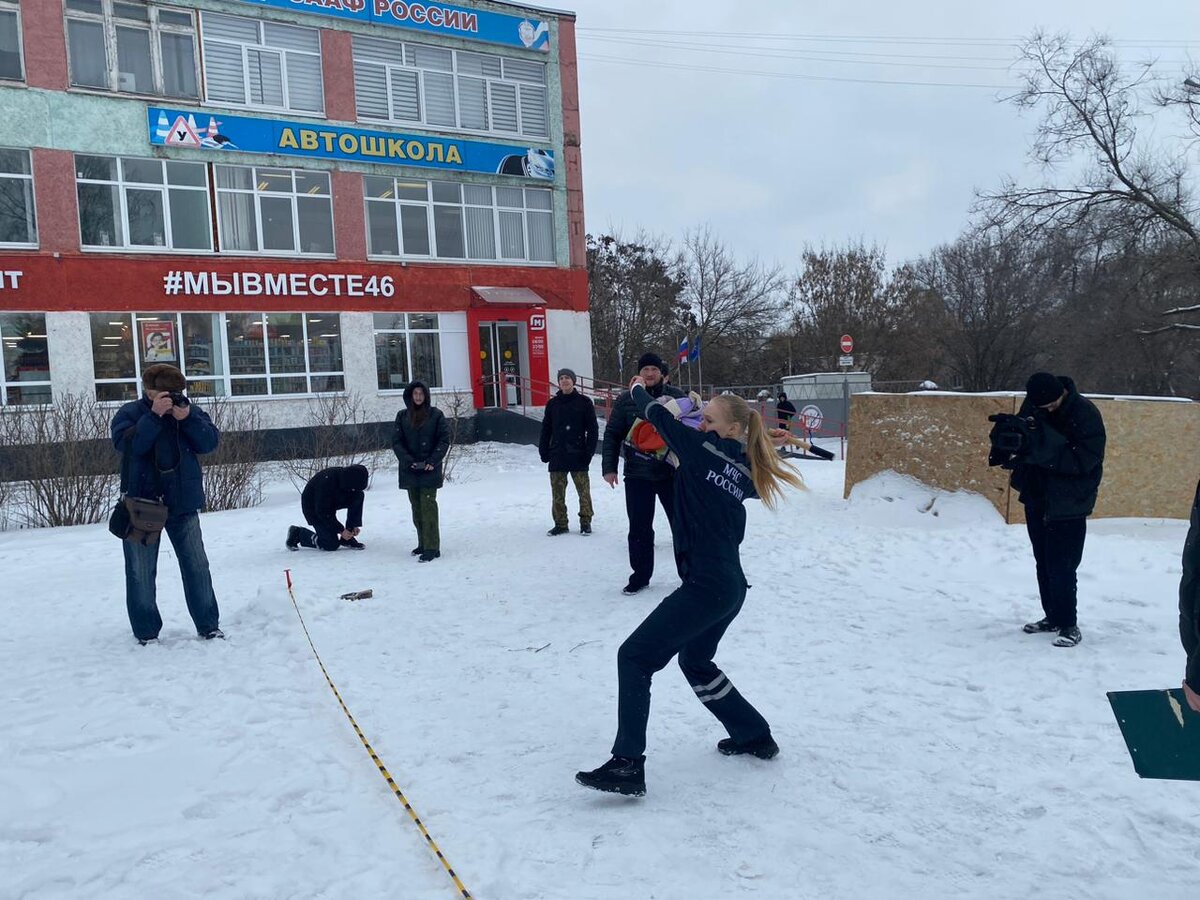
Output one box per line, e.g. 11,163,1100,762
1052,626,1082,648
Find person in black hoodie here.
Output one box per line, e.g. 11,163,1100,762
776,393,797,431
540,368,598,535
601,352,686,594
989,372,1106,648
393,381,450,562
1181,480,1200,713
286,465,370,551
576,378,805,796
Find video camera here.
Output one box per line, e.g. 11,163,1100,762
987,413,1036,468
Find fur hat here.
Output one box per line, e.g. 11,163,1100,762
636,352,668,376
556,367,577,384
1025,372,1064,407
142,364,186,393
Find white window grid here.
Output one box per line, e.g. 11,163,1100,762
214,165,335,258
353,35,549,139
0,1,25,83
372,314,443,390
64,0,199,98
75,155,212,252
200,12,324,115
0,315,51,407
0,147,37,248
365,178,555,265
91,312,345,401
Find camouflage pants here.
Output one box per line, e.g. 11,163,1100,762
550,471,593,528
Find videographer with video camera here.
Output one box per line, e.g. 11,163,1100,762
988,372,1106,648
110,364,222,645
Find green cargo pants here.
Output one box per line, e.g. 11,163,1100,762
550,471,593,529
407,487,440,552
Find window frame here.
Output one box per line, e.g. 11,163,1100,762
90,312,346,402
0,313,52,407
352,35,549,140
0,147,37,248
372,313,444,392
64,0,199,99
199,12,325,116
74,154,214,253
0,0,25,83
364,177,555,266
214,164,336,258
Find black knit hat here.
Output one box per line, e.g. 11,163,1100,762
556,367,577,384
1025,372,1064,407
142,364,186,392
636,352,668,376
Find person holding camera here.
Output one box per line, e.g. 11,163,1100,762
1180,480,1200,713
393,381,450,563
987,372,1106,648
110,364,222,645
287,465,370,551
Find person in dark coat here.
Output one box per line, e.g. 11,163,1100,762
576,379,806,796
776,393,797,431
286,465,370,551
110,364,222,645
393,381,450,562
990,372,1106,648
1181,480,1200,713
601,352,686,594
540,367,598,535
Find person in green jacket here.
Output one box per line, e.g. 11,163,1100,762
1181,480,1200,713
393,381,450,563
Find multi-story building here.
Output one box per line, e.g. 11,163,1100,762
0,0,588,425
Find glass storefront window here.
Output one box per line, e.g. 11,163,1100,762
1,314,52,406
373,313,442,391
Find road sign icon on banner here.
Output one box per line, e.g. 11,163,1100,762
840,334,854,354
165,115,201,147
800,405,824,431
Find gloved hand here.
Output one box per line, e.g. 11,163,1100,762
987,413,1031,466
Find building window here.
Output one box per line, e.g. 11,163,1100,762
0,148,36,246
215,165,334,256
353,35,548,139
75,155,212,251
201,13,323,114
0,0,24,82
373,314,443,391
365,178,554,264
90,312,343,401
65,0,198,98
1,314,51,406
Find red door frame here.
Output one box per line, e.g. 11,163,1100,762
467,306,550,409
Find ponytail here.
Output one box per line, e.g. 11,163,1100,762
709,395,806,510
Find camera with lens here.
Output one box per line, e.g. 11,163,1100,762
987,412,1033,468
168,391,190,408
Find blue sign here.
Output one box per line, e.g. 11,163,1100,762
149,108,556,181
233,0,552,52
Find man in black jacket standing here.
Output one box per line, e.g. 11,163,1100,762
776,393,797,431
540,368,598,535
602,352,686,594
287,464,370,551
989,372,1106,648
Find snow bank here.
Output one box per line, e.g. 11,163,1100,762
847,470,1004,529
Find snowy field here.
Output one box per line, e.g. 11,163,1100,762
2,443,1197,900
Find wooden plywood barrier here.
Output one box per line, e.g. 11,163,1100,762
844,392,1200,523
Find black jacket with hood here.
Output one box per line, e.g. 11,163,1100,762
1181,480,1200,692
1009,376,1106,521
301,465,368,532
393,381,450,490
539,388,598,472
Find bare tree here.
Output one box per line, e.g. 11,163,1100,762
201,396,266,512
438,391,474,483
280,392,387,491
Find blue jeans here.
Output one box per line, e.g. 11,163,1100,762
123,511,220,640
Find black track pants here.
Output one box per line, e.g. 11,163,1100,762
624,476,678,586
1025,511,1087,629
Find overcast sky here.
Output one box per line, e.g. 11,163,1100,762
569,0,1200,269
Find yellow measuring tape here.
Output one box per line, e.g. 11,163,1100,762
284,570,473,899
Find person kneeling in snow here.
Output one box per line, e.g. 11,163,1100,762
287,465,370,551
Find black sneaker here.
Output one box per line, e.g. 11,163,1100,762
418,550,441,563
202,628,225,641
575,756,646,796
1052,626,1082,648
137,637,159,646
286,525,306,551
1022,617,1058,634
547,525,569,536
411,546,424,556
580,522,592,535
339,537,366,550
717,733,780,759
622,581,648,595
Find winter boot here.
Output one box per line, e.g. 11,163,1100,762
575,756,646,796
137,637,159,646
411,546,424,556
339,537,366,550
1023,617,1058,634
717,733,780,760
286,525,310,551
418,550,441,563
622,580,648,596
547,525,569,536
580,522,592,535
202,628,225,641
1052,626,1082,648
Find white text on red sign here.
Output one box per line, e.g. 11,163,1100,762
0,271,24,290
162,271,396,298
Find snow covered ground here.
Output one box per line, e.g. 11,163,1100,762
2,443,1197,900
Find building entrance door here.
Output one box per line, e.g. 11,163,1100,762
478,322,526,407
